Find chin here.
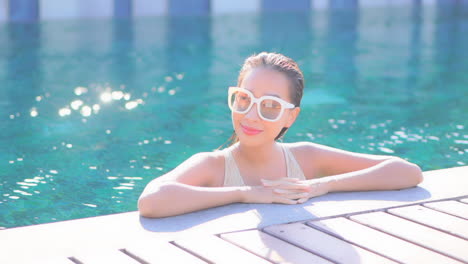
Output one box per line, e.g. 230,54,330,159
237,132,272,147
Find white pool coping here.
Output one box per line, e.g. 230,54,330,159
1,166,467,263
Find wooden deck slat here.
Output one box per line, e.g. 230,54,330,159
72,249,140,264
306,217,461,264
423,200,468,220
123,242,206,264
174,234,271,264
350,211,468,263
388,205,468,240
221,229,332,264
0,167,466,264
264,222,397,264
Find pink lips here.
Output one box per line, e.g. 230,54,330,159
241,124,263,136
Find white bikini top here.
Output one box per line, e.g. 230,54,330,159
222,143,306,187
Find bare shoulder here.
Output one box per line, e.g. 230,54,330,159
282,142,323,178
286,141,392,159
196,150,226,176
284,141,329,159
185,151,225,169
284,141,395,177
154,150,226,187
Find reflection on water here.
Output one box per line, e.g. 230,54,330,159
1,1,467,228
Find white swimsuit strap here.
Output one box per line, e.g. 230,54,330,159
282,144,306,180
223,148,245,187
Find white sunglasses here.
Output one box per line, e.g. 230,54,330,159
228,87,295,122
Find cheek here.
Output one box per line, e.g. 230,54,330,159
231,112,242,127
270,121,287,134
263,118,288,135
232,112,239,121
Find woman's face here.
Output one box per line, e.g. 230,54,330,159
232,67,300,146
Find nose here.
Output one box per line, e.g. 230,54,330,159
244,102,261,121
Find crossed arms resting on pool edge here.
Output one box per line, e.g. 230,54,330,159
138,142,423,218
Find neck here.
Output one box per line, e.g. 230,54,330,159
235,141,281,165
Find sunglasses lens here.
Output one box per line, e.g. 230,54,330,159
260,99,282,120
230,90,251,112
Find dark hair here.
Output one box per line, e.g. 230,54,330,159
224,52,305,147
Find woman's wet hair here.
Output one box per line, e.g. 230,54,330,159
224,52,305,147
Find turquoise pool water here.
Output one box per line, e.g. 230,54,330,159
1,3,467,228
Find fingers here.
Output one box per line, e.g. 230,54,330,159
276,198,299,205
273,188,306,194
245,181,320,205
273,192,310,204
262,178,311,191
263,178,327,205
261,178,299,186
275,190,310,200
273,188,294,194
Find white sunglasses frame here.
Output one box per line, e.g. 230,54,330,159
228,87,295,122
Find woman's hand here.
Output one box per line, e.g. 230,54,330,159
240,180,310,205
261,178,331,204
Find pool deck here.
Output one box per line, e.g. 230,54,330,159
1,166,467,264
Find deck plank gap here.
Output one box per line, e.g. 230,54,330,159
120,248,149,264
169,240,212,264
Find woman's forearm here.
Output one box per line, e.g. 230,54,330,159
323,158,423,193
138,182,244,218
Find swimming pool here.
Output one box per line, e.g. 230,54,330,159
1,3,467,228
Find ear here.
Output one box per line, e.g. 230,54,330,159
286,107,300,127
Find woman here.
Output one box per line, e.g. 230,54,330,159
138,52,423,218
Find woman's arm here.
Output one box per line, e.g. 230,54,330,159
138,152,306,218
138,152,231,218
320,157,423,192
298,142,423,188
264,143,423,202
297,157,422,203
138,181,244,218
